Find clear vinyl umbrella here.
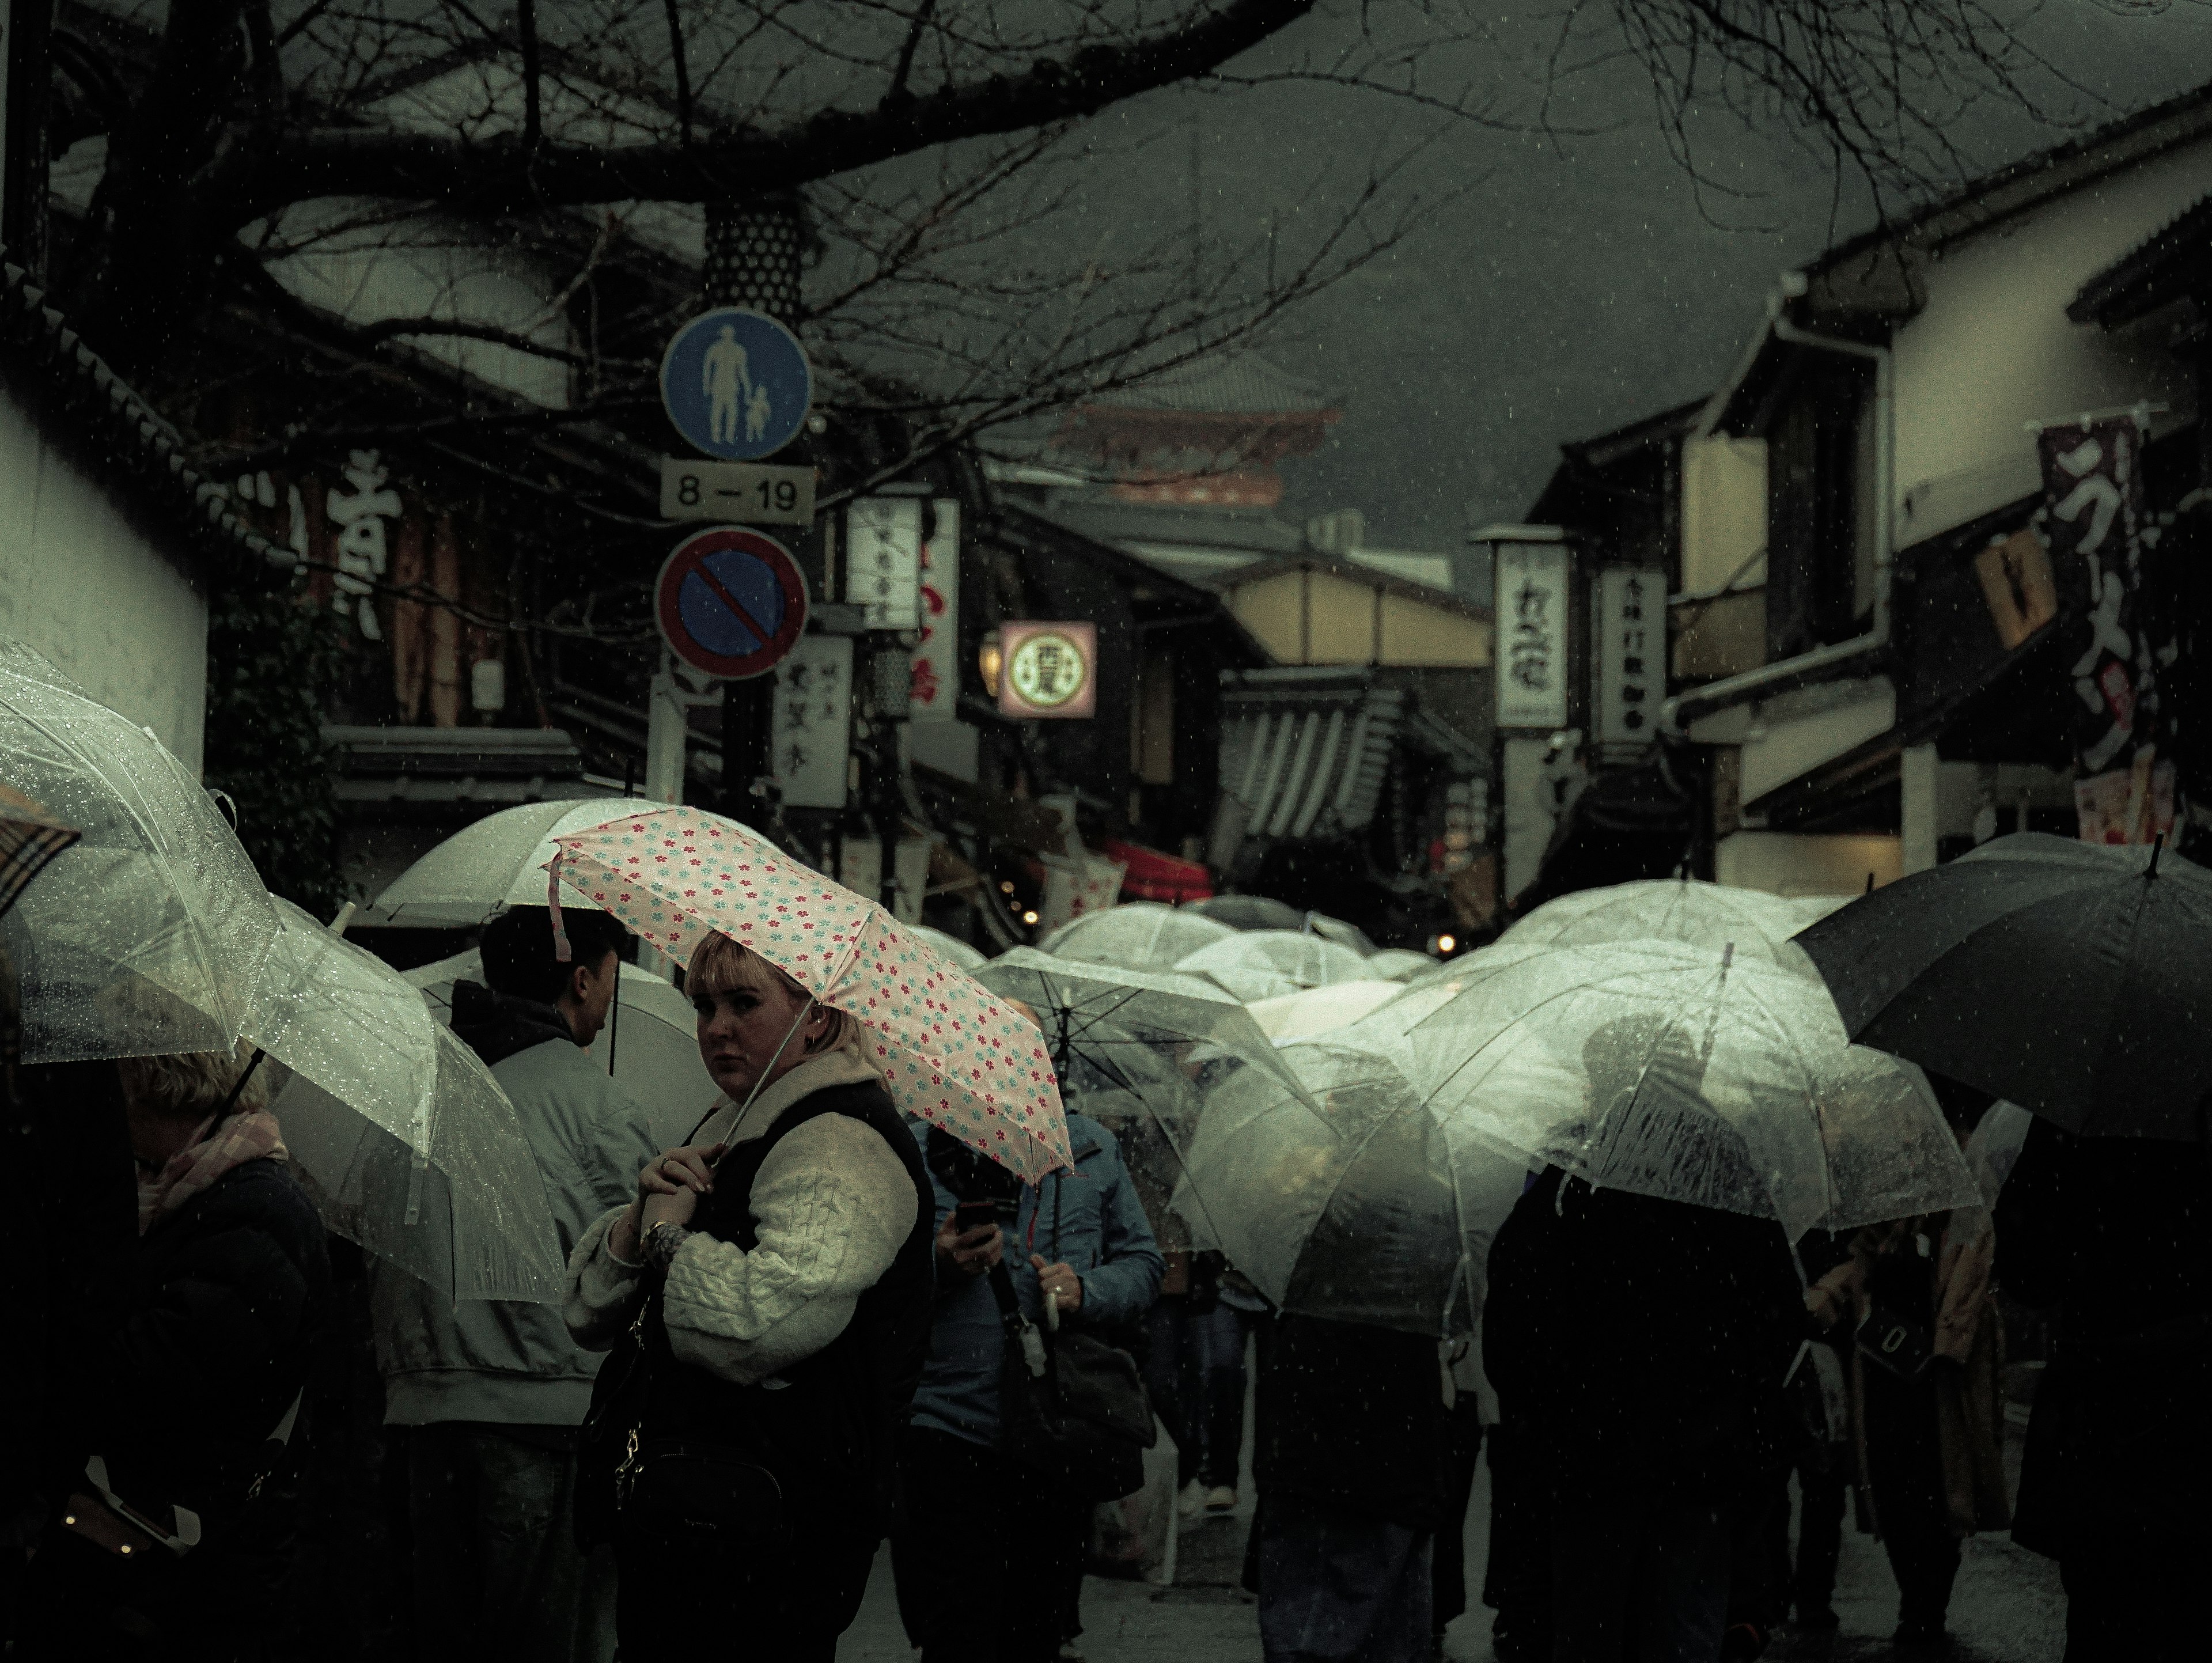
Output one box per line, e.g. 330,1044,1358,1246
371,797,630,927
409,947,719,1150
1172,930,1373,1003
0,638,275,1060
1037,902,1235,971
973,946,1309,1249
247,900,566,1302
1175,1039,1533,1337
1357,940,1980,1241
1502,878,1834,974
910,925,989,973
1366,949,1439,983
1245,979,1407,1044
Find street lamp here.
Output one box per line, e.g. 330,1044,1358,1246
978,631,1003,698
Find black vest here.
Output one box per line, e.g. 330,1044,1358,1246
634,1078,934,1518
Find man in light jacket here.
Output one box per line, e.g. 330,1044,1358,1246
372,906,658,1663
891,1109,1164,1663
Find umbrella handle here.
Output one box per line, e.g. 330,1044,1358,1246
1044,1287,1060,1333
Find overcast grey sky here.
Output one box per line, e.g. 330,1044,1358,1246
1060,1,2212,559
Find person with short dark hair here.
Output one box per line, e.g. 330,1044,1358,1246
372,904,658,1663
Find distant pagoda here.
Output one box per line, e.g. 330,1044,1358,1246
1052,356,1341,510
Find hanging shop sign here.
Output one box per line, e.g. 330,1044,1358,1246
1593,567,1664,752
997,622,1097,719
654,525,809,681
847,497,924,631
910,499,961,723
2036,414,2174,843
660,306,813,461
660,457,817,525
770,634,854,809
1495,542,1571,730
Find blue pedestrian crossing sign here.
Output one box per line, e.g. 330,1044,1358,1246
660,307,812,461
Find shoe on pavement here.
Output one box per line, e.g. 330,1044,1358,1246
1176,1480,1205,1519
1205,1485,1238,1513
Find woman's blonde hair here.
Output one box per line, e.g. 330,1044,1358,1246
687,931,855,1056
117,1043,269,1121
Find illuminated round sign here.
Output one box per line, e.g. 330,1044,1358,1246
1005,628,1090,713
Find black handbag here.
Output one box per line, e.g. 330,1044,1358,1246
575,1278,787,1553
987,1262,1155,1502
1857,1301,1936,1381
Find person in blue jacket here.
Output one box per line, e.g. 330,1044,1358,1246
892,1106,1165,1663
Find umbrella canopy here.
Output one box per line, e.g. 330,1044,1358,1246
0,639,275,1062
1175,1040,1533,1337
1246,980,1407,1044
547,806,1069,1181
1173,930,1373,1003
1304,912,1379,955
1366,949,1438,982
247,900,565,1303
1503,878,1828,974
910,925,988,973
372,797,631,927
1793,833,2212,1137
409,949,719,1150
0,781,79,918
1037,902,1235,971
1183,894,1307,933
1359,940,1980,1241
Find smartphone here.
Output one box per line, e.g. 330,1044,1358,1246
952,1199,1000,1238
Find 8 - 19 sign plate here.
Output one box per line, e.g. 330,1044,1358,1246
660,457,817,525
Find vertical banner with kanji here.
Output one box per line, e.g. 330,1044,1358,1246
909,499,961,723
1593,567,1664,757
847,497,923,630
769,634,854,809
1494,542,1571,730
2037,415,2173,843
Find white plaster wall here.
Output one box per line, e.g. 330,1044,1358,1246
0,387,209,772
1892,134,2212,544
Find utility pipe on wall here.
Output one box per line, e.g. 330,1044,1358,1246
1661,275,1896,737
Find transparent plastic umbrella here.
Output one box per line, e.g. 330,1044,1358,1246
371,797,629,927
1366,949,1439,982
1176,1039,1533,1337
410,948,719,1150
1245,980,1406,1043
1037,903,1235,972
973,946,1312,1251
1358,940,1979,1241
0,638,276,1062
245,900,566,1302
1172,930,1373,1003
1502,878,1831,975
909,925,989,973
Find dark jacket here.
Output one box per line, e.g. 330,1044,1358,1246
1486,1169,1801,1504
450,980,572,1065
1995,1117,2212,1558
1255,1315,1450,1533
60,1157,332,1522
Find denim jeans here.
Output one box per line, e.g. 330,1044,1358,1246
1257,1493,1434,1663
1145,1297,1250,1488
404,1424,616,1663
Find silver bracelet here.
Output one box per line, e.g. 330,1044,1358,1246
644,1222,692,1270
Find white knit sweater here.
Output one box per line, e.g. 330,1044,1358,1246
563,1047,919,1385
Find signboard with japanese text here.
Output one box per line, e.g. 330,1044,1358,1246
1495,542,1571,730
998,622,1097,719
769,635,854,809
848,497,923,630
1594,568,1664,751
909,501,961,723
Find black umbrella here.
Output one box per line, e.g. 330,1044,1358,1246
1791,832,2212,1138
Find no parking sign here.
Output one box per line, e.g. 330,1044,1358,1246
655,526,809,681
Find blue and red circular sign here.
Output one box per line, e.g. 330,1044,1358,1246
655,526,809,680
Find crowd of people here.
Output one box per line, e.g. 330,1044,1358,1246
3,901,2205,1663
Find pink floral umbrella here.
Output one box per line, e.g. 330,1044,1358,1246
544,805,1070,1181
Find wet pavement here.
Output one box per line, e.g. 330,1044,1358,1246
840,1422,2065,1662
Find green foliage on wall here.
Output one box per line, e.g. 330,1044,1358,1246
203,581,348,917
